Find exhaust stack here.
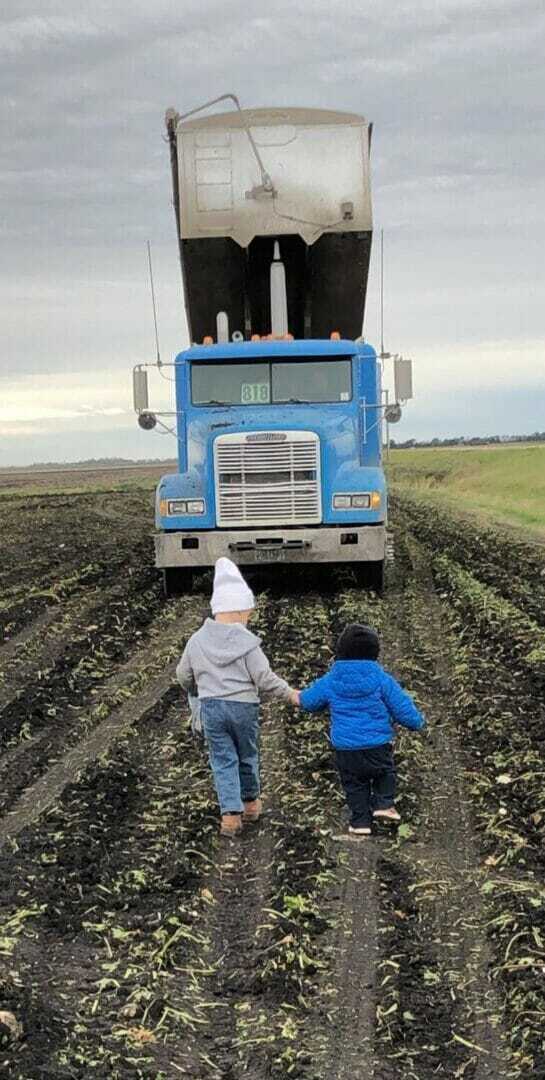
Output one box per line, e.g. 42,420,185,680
270,242,288,337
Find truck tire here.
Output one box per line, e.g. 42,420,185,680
353,560,385,595
367,558,385,596
162,568,193,598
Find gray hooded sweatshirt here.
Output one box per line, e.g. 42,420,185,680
176,618,292,704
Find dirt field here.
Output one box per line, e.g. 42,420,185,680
0,472,544,1078
0,463,176,497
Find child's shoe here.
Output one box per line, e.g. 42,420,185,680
373,807,401,822
220,813,243,837
348,825,372,837
242,798,262,823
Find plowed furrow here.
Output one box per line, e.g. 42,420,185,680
0,595,207,842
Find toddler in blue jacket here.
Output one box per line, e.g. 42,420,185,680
298,623,424,836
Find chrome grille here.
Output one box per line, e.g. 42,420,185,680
214,431,321,527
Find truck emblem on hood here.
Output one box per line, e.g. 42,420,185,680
245,432,287,443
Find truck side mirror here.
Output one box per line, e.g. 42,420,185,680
394,357,413,402
138,411,157,430
384,404,402,424
133,366,157,430
133,366,150,412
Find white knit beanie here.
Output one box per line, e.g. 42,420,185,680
211,557,255,615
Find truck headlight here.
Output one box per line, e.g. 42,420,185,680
167,499,187,514
165,499,205,515
333,492,380,510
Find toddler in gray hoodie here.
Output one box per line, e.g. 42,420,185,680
176,557,297,836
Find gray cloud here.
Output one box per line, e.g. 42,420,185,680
3,0,544,237
1,0,544,460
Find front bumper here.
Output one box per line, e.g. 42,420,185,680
155,525,386,569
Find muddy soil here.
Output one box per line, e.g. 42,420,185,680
0,488,544,1078
0,492,155,641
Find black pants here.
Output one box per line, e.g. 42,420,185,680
335,744,396,828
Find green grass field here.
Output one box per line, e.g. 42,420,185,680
387,443,545,537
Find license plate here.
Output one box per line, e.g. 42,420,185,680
254,548,286,562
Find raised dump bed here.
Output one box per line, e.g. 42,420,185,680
166,105,373,342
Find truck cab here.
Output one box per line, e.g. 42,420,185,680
155,337,385,592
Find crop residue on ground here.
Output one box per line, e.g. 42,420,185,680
0,473,543,1077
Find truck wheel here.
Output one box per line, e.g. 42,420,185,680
162,568,193,598
367,559,385,595
353,560,385,595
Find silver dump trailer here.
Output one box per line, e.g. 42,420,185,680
165,105,373,342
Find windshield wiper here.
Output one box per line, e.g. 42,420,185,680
200,399,232,407
275,397,311,405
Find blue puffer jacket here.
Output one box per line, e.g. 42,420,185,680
299,660,424,749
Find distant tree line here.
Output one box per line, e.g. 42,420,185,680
1,457,177,472
390,432,545,449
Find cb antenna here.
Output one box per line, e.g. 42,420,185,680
380,228,390,362
147,240,161,366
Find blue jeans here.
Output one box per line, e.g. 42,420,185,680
201,699,260,815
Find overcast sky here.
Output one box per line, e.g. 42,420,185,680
1,0,544,465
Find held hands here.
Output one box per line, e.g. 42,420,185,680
289,689,301,707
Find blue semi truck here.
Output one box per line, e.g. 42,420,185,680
133,101,412,595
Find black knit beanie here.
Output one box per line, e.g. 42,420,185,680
336,623,380,660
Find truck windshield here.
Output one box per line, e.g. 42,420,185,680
191,358,352,406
